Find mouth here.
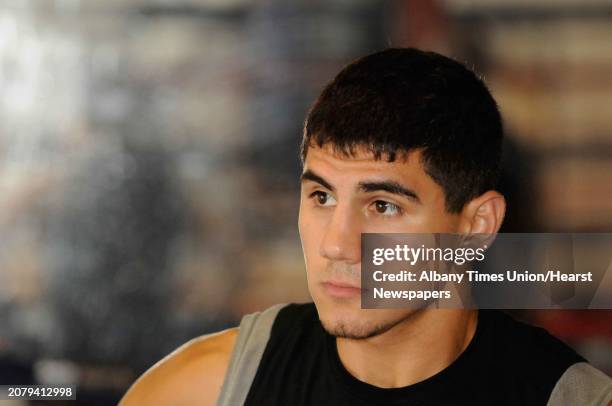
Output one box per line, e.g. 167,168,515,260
321,280,364,299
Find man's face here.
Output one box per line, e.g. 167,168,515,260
298,144,462,339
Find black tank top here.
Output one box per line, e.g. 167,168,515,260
243,303,585,405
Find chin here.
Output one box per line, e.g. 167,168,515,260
314,297,412,340
320,316,384,339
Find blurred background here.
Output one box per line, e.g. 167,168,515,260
1,0,611,404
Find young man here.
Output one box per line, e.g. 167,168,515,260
121,48,612,405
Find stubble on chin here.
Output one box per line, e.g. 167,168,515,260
319,314,406,340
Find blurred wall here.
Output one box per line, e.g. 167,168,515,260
0,0,611,403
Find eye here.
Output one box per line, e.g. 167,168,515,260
310,191,337,207
372,200,402,216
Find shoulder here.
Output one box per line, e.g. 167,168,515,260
548,362,612,406
120,327,239,406
481,310,585,366
119,302,300,406
235,302,316,345
478,310,595,402
270,302,317,330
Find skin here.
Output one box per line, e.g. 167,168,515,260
120,143,505,404
120,328,237,405
298,144,505,387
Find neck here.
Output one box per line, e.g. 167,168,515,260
335,309,478,388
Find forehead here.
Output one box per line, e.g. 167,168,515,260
303,144,428,184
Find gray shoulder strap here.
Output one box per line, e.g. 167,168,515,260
547,362,612,406
216,303,287,406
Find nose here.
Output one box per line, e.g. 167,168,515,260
319,203,361,264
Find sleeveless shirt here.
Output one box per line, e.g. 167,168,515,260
217,302,612,405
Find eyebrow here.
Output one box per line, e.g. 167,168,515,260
300,169,334,191
358,181,421,203
300,169,420,203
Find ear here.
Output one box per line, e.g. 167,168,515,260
458,190,506,235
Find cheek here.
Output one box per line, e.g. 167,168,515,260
427,209,461,232
406,201,461,233
409,215,458,234
298,204,321,266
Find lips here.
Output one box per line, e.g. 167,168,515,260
321,280,363,299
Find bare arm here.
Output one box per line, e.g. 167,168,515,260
120,327,238,406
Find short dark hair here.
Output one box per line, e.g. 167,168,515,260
301,48,503,213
